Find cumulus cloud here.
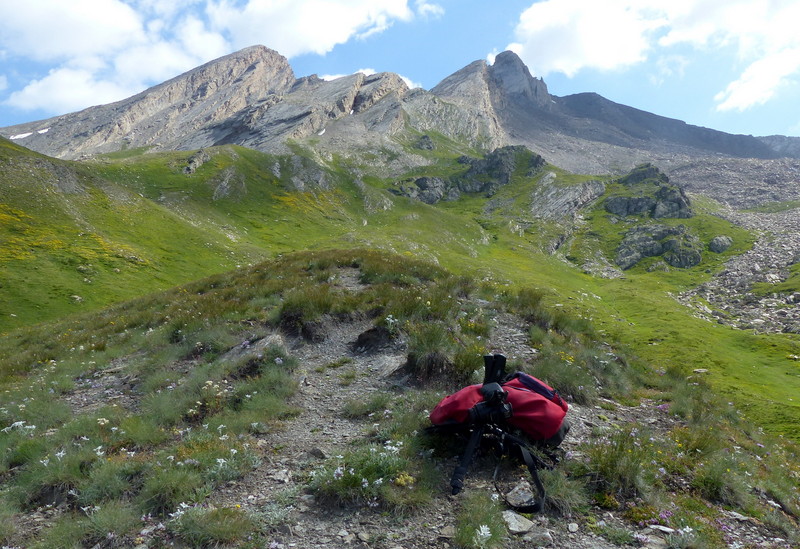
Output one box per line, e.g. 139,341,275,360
0,0,145,61
509,0,800,112
206,0,414,57
415,0,444,19
714,47,800,112
508,0,662,77
6,67,134,113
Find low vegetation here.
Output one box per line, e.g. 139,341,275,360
0,249,797,547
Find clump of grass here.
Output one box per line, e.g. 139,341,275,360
342,393,393,419
138,467,208,516
169,505,259,547
0,498,16,544
593,523,636,546
451,341,487,384
84,500,140,546
584,424,658,498
78,457,145,505
317,357,353,372
454,491,507,549
690,454,753,508
406,322,454,382
31,513,90,549
538,467,589,516
527,350,597,405
338,368,358,386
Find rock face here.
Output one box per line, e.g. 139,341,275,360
530,173,606,220
455,145,545,195
616,224,703,270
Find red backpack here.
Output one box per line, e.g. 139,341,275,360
428,354,570,510
429,371,569,442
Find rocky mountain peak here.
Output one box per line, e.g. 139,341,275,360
488,50,550,108
0,45,297,159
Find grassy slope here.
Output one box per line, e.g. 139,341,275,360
1,138,799,438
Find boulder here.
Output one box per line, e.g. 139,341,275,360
709,235,733,253
413,134,435,150
502,510,534,534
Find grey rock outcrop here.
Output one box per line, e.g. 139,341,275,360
530,173,605,220
394,176,458,205
616,224,703,270
605,164,693,219
455,145,545,196
391,145,545,204
184,149,211,174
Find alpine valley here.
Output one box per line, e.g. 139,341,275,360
0,46,799,548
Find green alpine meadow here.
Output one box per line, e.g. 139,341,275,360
1,45,799,547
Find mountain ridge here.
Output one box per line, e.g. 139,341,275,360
2,45,797,170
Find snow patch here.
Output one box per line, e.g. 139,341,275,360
37,128,50,134
10,132,32,140
317,128,326,136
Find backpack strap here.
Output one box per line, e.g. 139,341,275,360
516,444,547,513
490,426,549,513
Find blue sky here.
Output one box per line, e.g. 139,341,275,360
1,0,798,137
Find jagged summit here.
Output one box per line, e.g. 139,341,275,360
489,50,550,108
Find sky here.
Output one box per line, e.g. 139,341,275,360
0,0,798,137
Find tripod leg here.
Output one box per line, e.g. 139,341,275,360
451,425,483,495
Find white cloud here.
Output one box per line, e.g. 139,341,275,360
0,0,145,61
321,68,378,80
508,0,663,77
714,47,800,112
206,0,414,58
509,0,800,112
6,67,135,113
415,0,444,19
